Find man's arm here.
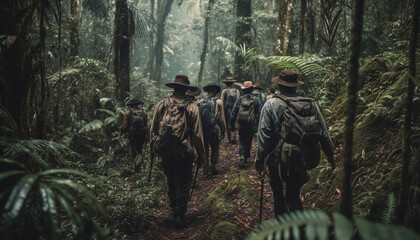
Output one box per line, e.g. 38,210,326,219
188,104,205,166
314,103,335,167
255,100,284,174
230,98,240,129
216,99,227,138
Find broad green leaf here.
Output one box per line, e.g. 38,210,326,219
332,212,353,240
78,119,103,133
3,174,37,220
95,108,116,117
356,217,420,240
0,170,26,182
39,184,61,239
39,168,93,180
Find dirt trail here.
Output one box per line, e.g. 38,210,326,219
143,137,277,240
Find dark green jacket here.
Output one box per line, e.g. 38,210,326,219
255,92,334,171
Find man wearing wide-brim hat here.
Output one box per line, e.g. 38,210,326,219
199,83,227,176
186,86,201,100
230,81,263,168
121,98,148,170
254,69,335,217
150,75,205,228
221,77,240,144
252,83,267,105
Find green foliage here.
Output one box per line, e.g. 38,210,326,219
210,221,237,240
247,209,420,240
0,146,108,240
264,56,324,82
381,193,396,224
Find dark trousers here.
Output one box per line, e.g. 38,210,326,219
268,160,309,216
238,129,254,160
225,108,236,142
163,160,193,217
129,134,146,161
203,126,220,172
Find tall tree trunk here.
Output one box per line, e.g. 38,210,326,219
340,0,364,219
398,0,419,224
145,0,155,77
70,0,79,58
306,0,315,51
198,0,216,84
234,0,252,82
282,0,294,56
37,1,46,139
55,0,63,130
153,0,174,94
114,0,131,102
299,0,306,56
273,0,288,78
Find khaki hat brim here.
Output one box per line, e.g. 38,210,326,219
222,80,237,83
241,85,254,90
271,77,304,87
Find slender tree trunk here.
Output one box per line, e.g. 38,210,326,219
70,0,79,58
340,0,364,219
198,0,216,84
398,0,419,224
55,0,63,130
275,0,287,56
114,0,131,102
145,0,155,76
299,0,306,56
153,0,174,93
273,0,288,78
37,1,46,139
306,0,315,52
234,0,252,82
282,0,294,56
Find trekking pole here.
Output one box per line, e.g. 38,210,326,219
189,162,200,201
147,146,154,183
259,172,265,223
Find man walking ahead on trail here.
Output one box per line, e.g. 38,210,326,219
150,75,205,228
199,83,227,176
221,77,240,144
230,81,262,168
255,70,335,216
121,98,148,170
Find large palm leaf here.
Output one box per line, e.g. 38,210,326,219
0,157,109,240
265,56,324,79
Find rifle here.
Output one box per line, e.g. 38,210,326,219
189,161,200,201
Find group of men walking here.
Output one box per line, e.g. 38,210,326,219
122,71,335,228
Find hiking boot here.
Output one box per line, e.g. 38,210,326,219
174,215,187,228
210,167,219,175
239,156,246,168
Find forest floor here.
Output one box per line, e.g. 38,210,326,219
129,136,318,240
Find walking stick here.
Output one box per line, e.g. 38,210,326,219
189,162,200,201
259,172,265,223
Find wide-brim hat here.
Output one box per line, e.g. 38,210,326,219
222,76,237,83
165,75,197,90
203,83,221,93
241,81,254,90
271,70,304,87
126,98,144,106
186,86,201,97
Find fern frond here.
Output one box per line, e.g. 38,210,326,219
82,0,109,18
356,217,420,240
381,193,396,224
78,119,103,133
246,209,331,240
215,36,241,53
265,56,324,78
3,139,78,168
95,108,116,117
